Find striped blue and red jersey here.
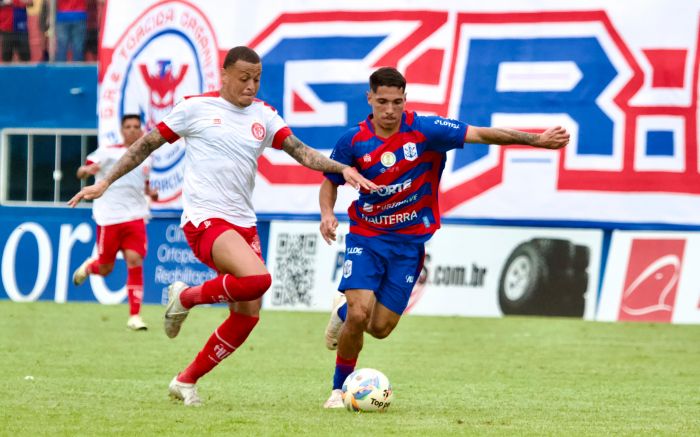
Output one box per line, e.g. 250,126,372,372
325,111,468,243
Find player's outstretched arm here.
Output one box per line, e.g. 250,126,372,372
465,126,570,149
281,135,378,191
319,179,340,244
68,130,167,207
76,162,100,179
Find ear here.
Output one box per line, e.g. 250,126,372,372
366,90,372,105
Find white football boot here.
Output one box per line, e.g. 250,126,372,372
126,315,148,331
324,292,347,350
323,389,344,409
72,257,96,286
164,281,190,339
168,376,202,406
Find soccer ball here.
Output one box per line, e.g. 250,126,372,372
342,368,394,412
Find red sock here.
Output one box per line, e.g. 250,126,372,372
87,260,101,274
180,273,271,309
127,266,143,316
178,311,260,384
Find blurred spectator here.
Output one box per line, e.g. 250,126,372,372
55,0,86,61
1,0,32,62
27,0,48,61
83,0,97,60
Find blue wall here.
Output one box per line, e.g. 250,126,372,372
0,64,98,129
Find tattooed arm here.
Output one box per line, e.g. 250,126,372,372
465,126,570,149
68,130,167,206
282,135,347,173
281,135,378,191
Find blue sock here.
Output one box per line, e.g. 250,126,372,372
337,302,347,322
333,355,357,390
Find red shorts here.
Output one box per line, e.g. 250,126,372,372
183,218,263,271
96,218,147,264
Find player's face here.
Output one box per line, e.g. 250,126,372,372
221,60,262,107
121,118,143,146
367,86,406,135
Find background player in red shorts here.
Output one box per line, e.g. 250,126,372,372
69,46,376,406
319,67,570,408
72,114,158,331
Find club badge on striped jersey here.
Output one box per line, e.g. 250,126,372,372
403,142,418,161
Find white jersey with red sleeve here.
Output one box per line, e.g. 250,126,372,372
156,91,292,228
86,145,152,226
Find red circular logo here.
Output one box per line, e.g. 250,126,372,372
251,122,266,140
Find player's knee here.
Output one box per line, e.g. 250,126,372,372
368,324,394,339
346,304,371,328
98,263,114,276
229,273,271,301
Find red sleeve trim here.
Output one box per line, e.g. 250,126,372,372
272,126,293,150
157,121,180,143
85,159,95,165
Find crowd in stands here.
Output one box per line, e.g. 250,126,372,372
0,0,103,63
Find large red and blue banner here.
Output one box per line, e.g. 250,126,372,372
98,0,700,226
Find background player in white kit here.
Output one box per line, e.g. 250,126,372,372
72,114,158,331
68,46,377,406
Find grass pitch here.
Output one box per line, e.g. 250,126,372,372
1,301,698,436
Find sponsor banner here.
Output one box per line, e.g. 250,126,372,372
100,0,700,226
597,231,700,324
263,220,602,318
0,209,215,305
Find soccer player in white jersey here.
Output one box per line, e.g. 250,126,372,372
72,114,157,331
68,46,377,406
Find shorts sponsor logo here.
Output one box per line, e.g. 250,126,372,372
347,247,363,255
380,152,396,167
403,142,418,161
343,260,353,278
619,238,686,322
213,118,222,125
251,122,266,140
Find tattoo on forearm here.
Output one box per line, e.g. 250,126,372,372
283,135,346,173
489,128,539,146
105,130,166,184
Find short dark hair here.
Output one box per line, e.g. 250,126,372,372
121,114,141,126
223,46,261,69
369,67,406,92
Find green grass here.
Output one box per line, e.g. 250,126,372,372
1,301,698,436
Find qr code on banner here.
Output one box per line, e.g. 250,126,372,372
271,233,318,306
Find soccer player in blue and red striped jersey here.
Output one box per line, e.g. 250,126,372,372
320,67,570,408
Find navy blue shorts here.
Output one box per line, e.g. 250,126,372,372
338,233,425,315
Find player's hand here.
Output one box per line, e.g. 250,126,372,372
320,213,339,244
534,126,570,149
85,163,101,175
342,167,378,191
146,186,159,201
67,180,109,207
